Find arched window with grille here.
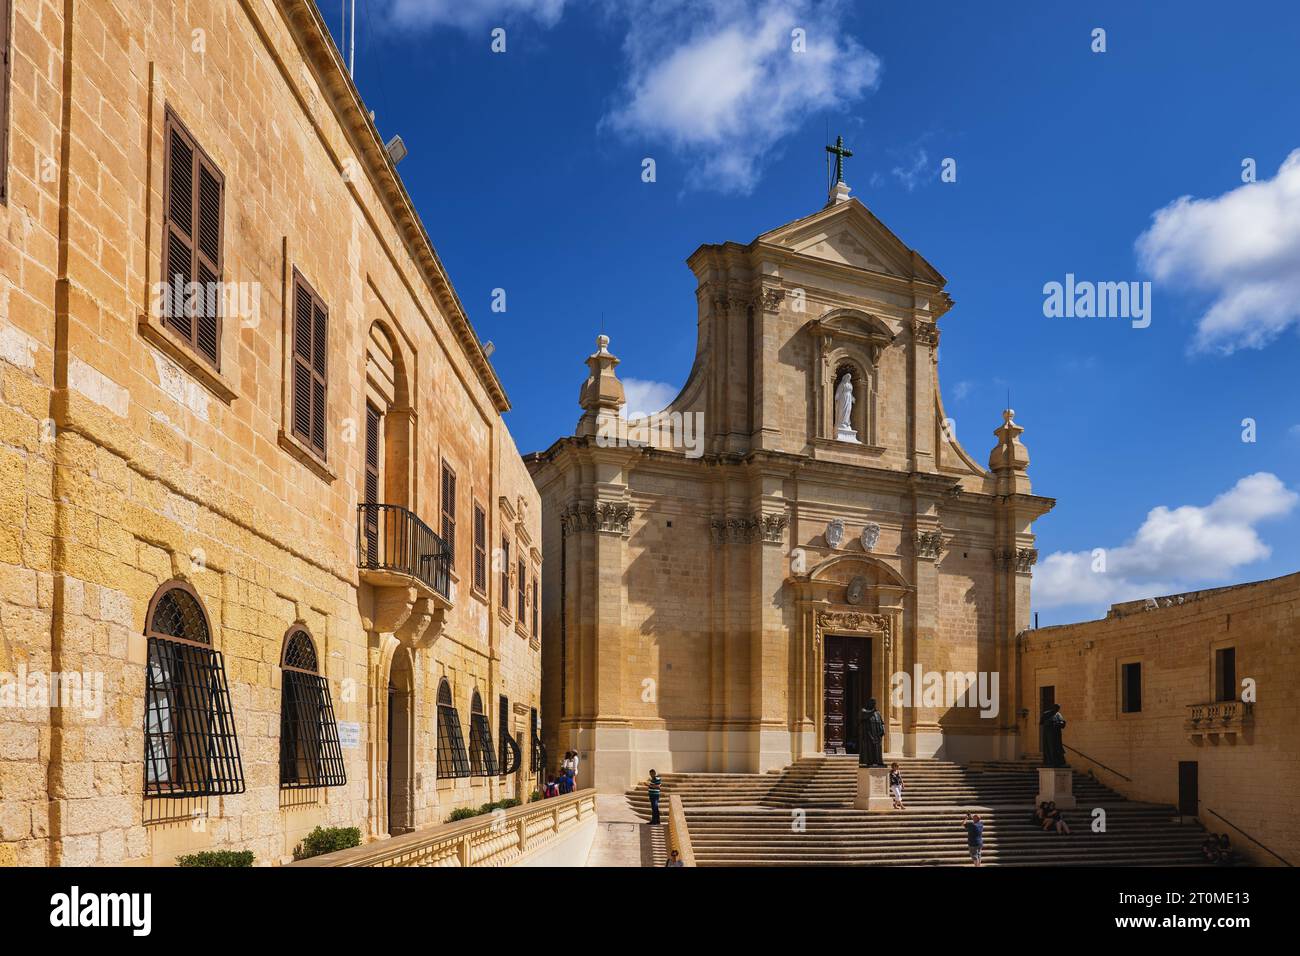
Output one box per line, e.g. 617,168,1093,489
468,689,498,776
435,679,470,778
143,581,245,797
280,628,347,789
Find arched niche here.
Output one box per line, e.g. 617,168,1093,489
806,309,894,448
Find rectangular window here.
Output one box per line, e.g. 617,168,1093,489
1121,662,1142,713
517,559,527,621
501,537,511,611
1,0,11,204
1214,647,1237,703
290,269,328,458
532,575,539,639
161,108,224,369
440,462,456,565
472,504,486,593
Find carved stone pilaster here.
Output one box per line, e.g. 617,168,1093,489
762,287,786,311
994,547,1038,574
709,512,786,547
561,502,634,537
915,529,945,560
911,319,940,349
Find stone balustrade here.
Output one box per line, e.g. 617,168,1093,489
667,794,697,867
288,789,597,867
1185,701,1254,740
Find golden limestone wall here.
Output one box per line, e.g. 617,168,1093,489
1019,573,1300,866
0,0,540,866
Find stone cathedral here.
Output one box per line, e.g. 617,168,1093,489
526,176,1055,793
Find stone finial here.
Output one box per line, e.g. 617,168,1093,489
988,408,1031,493
577,334,625,438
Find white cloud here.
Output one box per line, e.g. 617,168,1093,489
1034,472,1297,610
891,147,929,192
1136,149,1300,353
621,377,678,417
377,1,880,194
383,0,567,30
952,380,972,401
602,0,881,193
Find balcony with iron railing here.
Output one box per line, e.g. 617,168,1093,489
357,503,453,646
1185,700,1253,741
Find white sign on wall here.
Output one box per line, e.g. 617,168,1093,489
338,721,361,749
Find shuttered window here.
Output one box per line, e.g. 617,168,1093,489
363,404,380,564
440,462,456,565
532,576,539,639
291,269,328,458
1,0,11,204
517,559,527,621
500,537,511,611
472,503,486,594
161,108,224,369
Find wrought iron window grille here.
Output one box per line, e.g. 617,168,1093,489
280,630,347,789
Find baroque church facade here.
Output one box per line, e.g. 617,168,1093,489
527,181,1055,792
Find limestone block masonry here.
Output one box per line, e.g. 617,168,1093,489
0,0,541,866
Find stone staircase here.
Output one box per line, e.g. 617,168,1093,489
625,755,1207,866
626,755,1121,813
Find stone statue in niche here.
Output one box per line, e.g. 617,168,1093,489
834,372,859,443
861,523,880,552
825,518,845,549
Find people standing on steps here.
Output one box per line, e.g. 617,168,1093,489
563,749,580,791
647,770,662,825
889,762,905,810
963,812,984,866
665,849,683,867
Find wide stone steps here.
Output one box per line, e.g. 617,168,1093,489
625,755,1122,813
683,807,1205,866
623,756,1206,866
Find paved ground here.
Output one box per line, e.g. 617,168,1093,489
586,794,666,866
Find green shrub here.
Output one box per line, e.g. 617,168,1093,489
293,826,362,861
175,850,255,868
447,797,523,822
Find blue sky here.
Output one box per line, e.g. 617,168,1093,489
331,0,1300,624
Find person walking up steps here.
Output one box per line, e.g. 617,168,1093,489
963,812,984,867
889,762,905,810
646,770,662,825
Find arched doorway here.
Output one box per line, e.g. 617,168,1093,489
386,647,414,835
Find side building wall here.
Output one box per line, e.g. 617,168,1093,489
1019,573,1300,867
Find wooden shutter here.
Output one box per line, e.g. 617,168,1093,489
472,504,486,592
291,270,328,458
517,559,526,620
440,463,456,563
532,576,539,638
161,109,223,368
500,537,510,609
363,404,380,564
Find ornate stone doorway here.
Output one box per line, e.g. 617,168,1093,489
824,634,871,754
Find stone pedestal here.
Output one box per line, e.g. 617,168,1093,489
1035,767,1076,809
855,766,893,812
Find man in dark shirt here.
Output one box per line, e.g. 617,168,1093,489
647,770,662,825
964,813,984,867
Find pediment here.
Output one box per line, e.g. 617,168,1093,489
758,198,944,285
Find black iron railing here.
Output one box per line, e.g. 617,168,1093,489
357,503,451,600
1206,808,1293,867
1063,744,1131,782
